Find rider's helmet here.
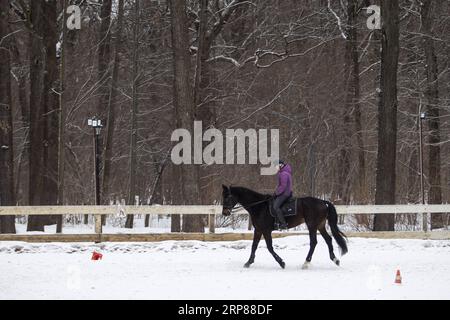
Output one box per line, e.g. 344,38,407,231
273,159,285,170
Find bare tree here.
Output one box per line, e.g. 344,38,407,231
168,0,202,232
27,0,60,231
94,0,112,224
347,0,366,204
0,0,16,233
102,0,125,211
57,0,68,233
374,0,400,231
421,0,443,229
126,0,141,228
96,0,112,118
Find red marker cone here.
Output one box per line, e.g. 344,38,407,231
91,251,103,260
395,269,402,284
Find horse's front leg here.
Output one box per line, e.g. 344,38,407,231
244,230,262,268
263,231,285,269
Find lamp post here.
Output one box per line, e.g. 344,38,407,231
419,111,426,231
88,117,103,207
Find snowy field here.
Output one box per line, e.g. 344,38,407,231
1,235,449,300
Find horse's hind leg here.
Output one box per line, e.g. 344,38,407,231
319,226,339,266
244,230,262,268
263,231,285,269
302,227,318,269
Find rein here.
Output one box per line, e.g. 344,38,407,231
231,197,272,212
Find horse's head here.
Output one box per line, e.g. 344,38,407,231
222,185,237,216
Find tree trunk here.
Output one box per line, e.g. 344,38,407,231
28,0,45,230
96,0,112,118
10,30,29,205
340,2,354,205
126,0,140,228
57,0,68,233
168,0,203,232
42,0,59,215
195,0,219,212
168,162,182,232
406,148,419,227
338,116,351,203
27,0,60,231
348,0,366,204
102,0,125,212
144,154,168,228
0,0,16,233
96,0,113,224
421,0,443,229
194,0,246,208
373,0,399,231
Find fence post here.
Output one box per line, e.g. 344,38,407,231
423,212,428,232
209,208,216,233
95,215,102,242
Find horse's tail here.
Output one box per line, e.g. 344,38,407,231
324,201,348,256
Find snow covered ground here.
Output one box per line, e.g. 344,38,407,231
1,235,449,300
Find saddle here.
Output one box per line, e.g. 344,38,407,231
269,195,298,218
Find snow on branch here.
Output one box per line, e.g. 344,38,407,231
207,55,241,67
327,0,347,40
209,0,251,41
252,36,340,68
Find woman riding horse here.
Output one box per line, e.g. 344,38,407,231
273,160,292,230
222,185,348,269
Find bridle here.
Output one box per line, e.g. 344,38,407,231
223,195,273,214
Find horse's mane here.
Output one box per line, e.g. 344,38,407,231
229,186,272,199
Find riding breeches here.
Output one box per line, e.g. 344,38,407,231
273,194,290,222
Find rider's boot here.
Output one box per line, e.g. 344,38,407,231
276,211,288,230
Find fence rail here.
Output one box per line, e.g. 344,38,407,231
0,231,449,242
1,204,450,216
0,204,448,242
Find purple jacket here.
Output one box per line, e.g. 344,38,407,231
275,164,292,196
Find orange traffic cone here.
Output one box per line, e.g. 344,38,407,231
395,269,402,284
91,251,103,260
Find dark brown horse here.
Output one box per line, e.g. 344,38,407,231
221,185,348,269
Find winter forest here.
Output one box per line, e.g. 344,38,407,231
0,0,449,234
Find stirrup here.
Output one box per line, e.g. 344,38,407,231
276,222,288,230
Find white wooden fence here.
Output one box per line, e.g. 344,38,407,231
0,204,448,241
2,203,450,216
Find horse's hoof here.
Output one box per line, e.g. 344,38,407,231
280,261,285,269
243,263,250,268
301,262,310,270
333,258,340,266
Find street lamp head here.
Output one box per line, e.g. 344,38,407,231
88,117,104,135
88,117,104,128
